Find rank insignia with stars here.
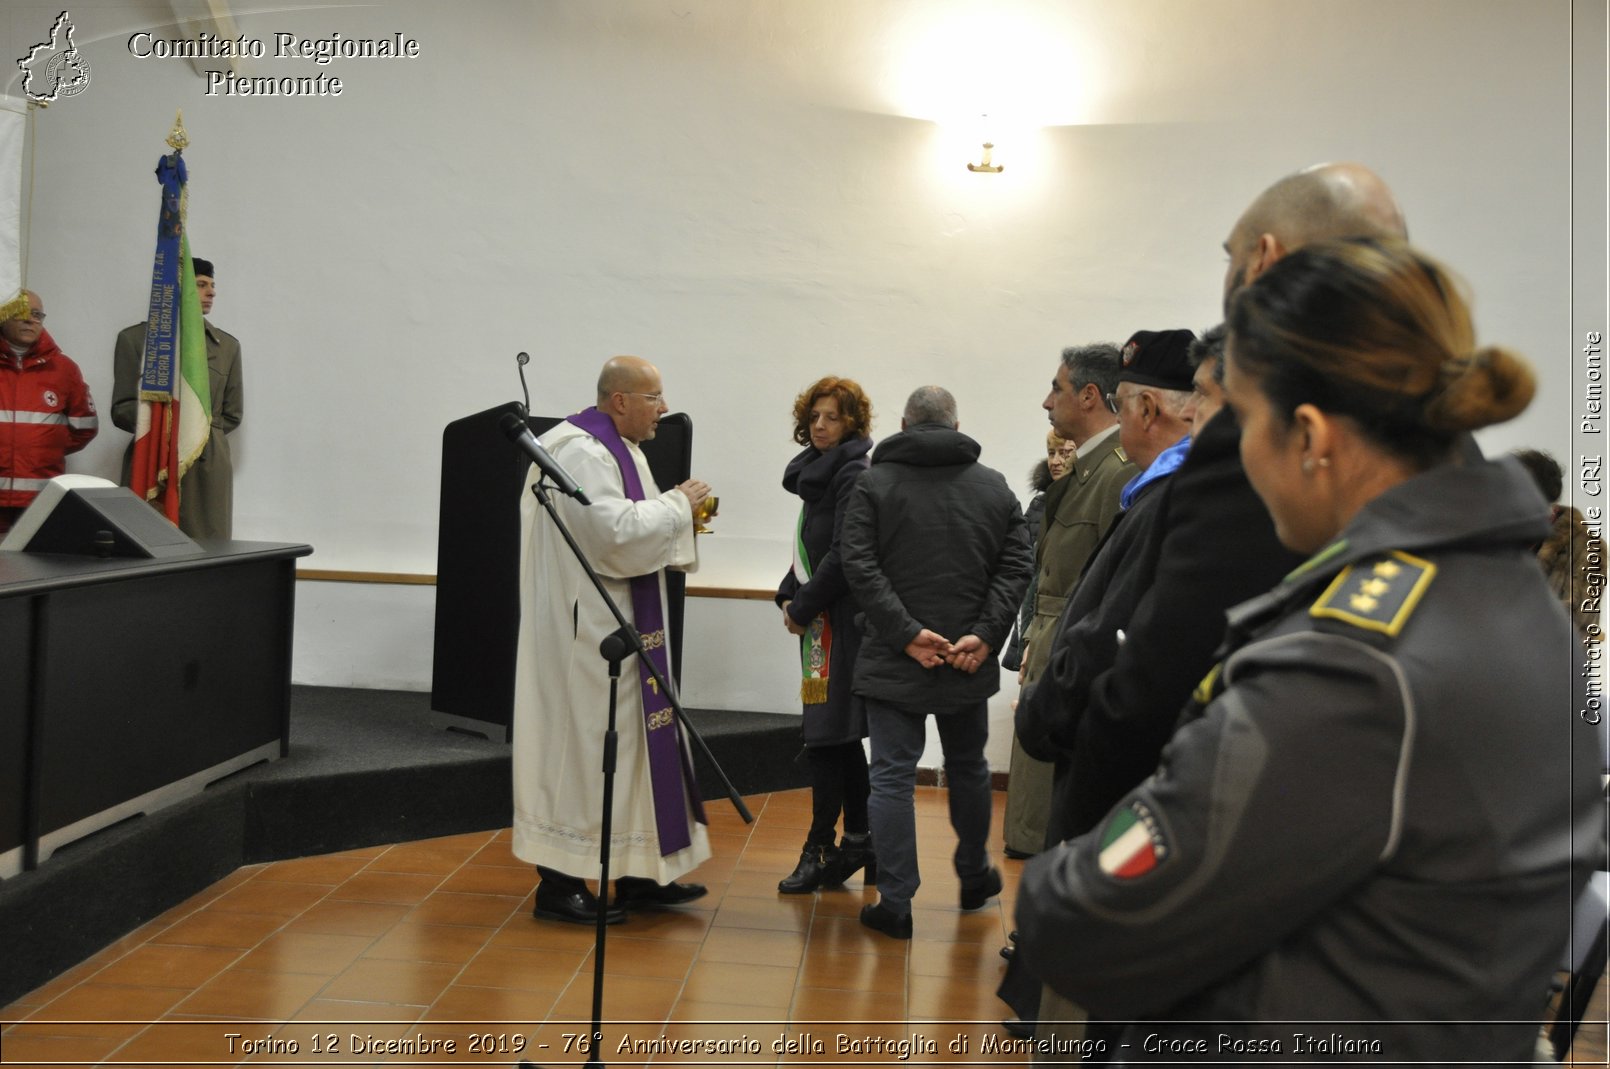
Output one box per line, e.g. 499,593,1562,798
1310,550,1437,637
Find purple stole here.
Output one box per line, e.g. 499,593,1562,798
565,408,706,855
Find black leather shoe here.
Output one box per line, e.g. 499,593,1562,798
533,883,626,925
1002,1017,1035,1040
1003,845,1035,860
615,876,708,908
959,865,1003,911
999,943,1014,961
859,901,912,940
779,843,837,894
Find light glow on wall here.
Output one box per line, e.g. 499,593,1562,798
886,7,1099,133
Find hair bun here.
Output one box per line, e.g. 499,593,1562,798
1426,345,1535,432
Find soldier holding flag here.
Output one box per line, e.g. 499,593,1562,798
112,253,242,539
110,117,244,540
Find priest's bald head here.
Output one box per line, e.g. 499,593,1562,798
1222,162,1407,311
595,355,668,443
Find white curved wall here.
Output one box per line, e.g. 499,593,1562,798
5,0,1602,771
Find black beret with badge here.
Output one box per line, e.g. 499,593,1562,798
1118,328,1198,392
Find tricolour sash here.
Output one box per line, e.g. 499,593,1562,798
566,408,706,856
791,505,832,704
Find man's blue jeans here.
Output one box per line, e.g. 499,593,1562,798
864,696,992,912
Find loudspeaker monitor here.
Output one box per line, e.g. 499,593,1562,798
0,475,201,558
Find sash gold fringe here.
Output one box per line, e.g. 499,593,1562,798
800,676,829,705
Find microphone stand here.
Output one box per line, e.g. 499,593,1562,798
585,627,627,1069
517,473,753,1069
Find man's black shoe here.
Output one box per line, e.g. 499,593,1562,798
533,883,626,925
1002,1017,1035,1040
1003,846,1035,860
615,877,708,908
859,901,913,940
999,943,1014,961
959,865,1003,911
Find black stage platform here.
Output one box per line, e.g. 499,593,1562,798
0,685,805,1007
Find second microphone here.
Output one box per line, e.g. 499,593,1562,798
499,412,593,506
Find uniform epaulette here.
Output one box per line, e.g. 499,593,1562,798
1113,446,1128,463
1191,662,1223,707
1309,550,1437,637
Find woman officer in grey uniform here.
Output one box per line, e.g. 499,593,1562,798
1017,238,1603,1064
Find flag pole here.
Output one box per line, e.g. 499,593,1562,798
130,111,198,522
167,110,188,216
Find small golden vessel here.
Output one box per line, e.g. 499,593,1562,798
693,495,719,534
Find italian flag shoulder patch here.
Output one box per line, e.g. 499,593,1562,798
1097,801,1169,879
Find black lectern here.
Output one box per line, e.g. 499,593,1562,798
430,403,693,739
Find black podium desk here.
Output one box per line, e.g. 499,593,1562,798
0,540,312,875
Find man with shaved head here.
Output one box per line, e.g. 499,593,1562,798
1011,163,1408,1057
1222,161,1407,308
512,354,716,926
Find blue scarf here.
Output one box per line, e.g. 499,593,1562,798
1120,434,1192,510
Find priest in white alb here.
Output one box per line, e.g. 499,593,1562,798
512,354,714,925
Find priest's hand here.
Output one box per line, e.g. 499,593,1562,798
676,479,712,512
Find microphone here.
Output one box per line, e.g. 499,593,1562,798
499,411,592,506
515,352,532,416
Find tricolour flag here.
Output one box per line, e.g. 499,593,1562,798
129,148,210,524
1097,801,1168,879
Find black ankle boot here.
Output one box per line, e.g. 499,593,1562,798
778,842,838,894
825,832,876,887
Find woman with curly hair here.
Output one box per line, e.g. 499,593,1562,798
774,376,876,893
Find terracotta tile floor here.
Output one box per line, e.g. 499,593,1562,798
1,787,1603,1066
1,788,1025,1067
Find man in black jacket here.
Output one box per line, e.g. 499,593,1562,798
841,385,1033,939
1016,327,1279,844
1019,165,1408,850
1011,162,1408,1057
